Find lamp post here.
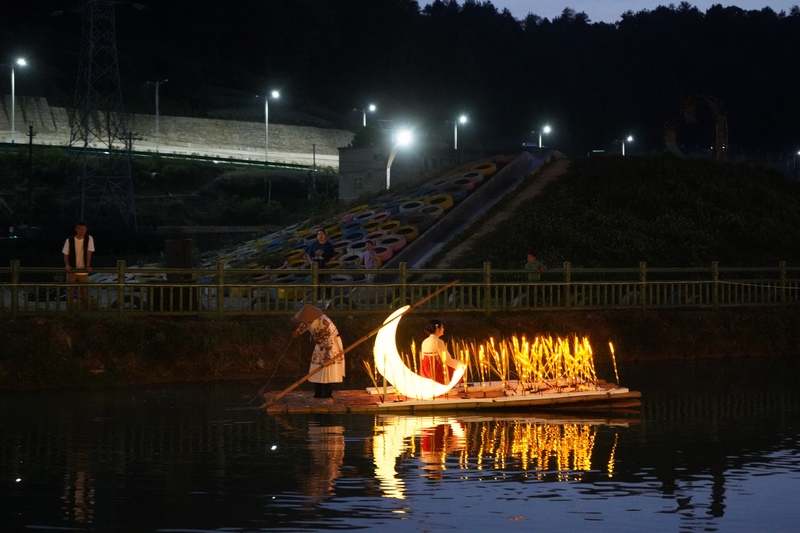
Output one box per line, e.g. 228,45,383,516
10,57,26,144
355,103,376,127
257,90,280,203
534,124,551,148
453,114,467,150
386,128,413,190
622,135,633,156
147,79,168,152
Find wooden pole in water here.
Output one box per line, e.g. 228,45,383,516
261,279,460,408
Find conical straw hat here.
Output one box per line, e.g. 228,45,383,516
294,304,323,323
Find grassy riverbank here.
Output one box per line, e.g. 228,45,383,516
2,307,799,390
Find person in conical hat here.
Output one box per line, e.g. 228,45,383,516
292,304,345,399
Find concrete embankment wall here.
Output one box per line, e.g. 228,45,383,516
1,308,799,389
0,96,354,168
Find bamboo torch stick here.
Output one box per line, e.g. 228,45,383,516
609,341,620,385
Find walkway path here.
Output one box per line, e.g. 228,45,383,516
426,154,570,270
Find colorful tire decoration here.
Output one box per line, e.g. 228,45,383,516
381,234,407,253
427,193,454,211
419,204,444,219
339,252,361,265
440,184,469,203
360,220,382,233
404,212,433,232
392,224,420,243
347,239,369,255
400,199,426,215
379,220,402,233
472,162,497,176
374,245,393,262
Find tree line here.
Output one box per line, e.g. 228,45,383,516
4,0,800,158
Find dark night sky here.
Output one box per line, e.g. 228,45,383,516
3,0,799,156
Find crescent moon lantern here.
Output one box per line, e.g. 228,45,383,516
373,306,466,400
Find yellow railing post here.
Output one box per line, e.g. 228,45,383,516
117,260,126,318
483,262,491,316
216,261,224,316
779,261,786,306
712,261,719,309
639,262,647,308
311,262,319,304
11,260,20,317
399,262,407,306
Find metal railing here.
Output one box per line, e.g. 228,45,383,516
1,260,798,317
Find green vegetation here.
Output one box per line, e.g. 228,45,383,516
447,154,800,269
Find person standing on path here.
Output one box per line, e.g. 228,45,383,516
62,221,95,310
358,239,378,282
305,229,336,305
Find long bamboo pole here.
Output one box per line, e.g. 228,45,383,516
261,279,460,408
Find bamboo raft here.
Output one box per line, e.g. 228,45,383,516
262,379,641,414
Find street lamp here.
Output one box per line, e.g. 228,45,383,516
147,79,168,152
257,89,280,203
355,103,376,127
386,128,413,190
534,124,551,148
9,57,26,144
453,114,467,150
622,135,633,156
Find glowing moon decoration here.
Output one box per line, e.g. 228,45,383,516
374,305,466,400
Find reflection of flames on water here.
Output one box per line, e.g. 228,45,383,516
404,335,601,391
373,416,622,498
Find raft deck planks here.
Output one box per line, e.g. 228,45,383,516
262,381,642,414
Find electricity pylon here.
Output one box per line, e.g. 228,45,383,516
65,0,138,230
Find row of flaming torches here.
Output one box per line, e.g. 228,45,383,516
402,334,600,389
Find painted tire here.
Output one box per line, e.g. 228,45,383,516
440,184,469,203
399,199,426,215
352,210,376,224
379,220,402,233
419,204,445,219
284,249,305,262
381,234,406,252
347,239,369,255
333,241,349,256
383,201,402,217
344,228,367,241
375,245,393,262
340,219,363,233
455,170,484,190
392,224,419,243
472,162,497,176
339,252,361,265
360,220,382,233
364,230,387,244
346,204,369,215
403,212,433,232
288,259,308,269
426,193,454,211
371,211,392,224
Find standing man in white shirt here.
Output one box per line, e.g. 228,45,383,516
62,221,95,310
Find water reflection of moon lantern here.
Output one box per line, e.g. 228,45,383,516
374,306,466,400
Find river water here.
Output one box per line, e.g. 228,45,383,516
2,357,800,532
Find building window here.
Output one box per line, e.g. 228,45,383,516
354,177,363,192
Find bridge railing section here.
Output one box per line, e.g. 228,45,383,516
1,260,797,317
